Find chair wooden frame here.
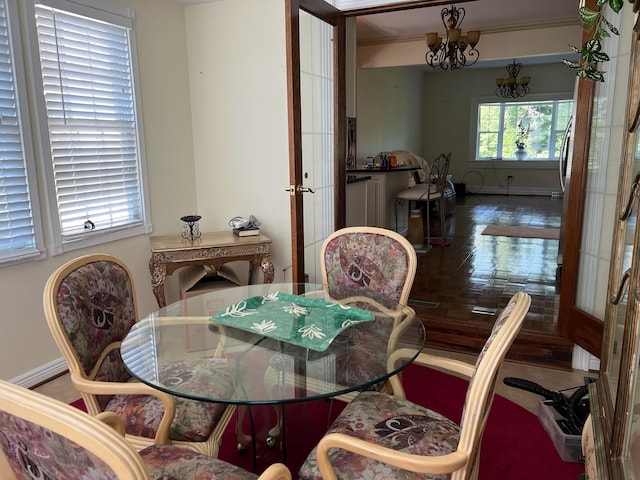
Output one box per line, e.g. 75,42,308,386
43,253,235,457
312,291,531,480
0,380,291,480
0,380,147,479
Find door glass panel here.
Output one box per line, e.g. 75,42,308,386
606,30,640,469
300,10,335,283
605,31,640,406
622,130,640,456
607,175,637,408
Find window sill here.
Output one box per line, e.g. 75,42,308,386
0,248,47,268
472,160,559,169
49,223,153,256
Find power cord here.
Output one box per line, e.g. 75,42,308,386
489,157,504,188
503,377,589,435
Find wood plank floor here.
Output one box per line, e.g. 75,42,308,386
411,193,574,370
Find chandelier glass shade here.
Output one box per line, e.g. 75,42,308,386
496,60,531,98
425,5,480,71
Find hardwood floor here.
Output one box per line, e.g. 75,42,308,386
410,193,574,370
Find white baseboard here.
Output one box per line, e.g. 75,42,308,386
572,345,600,372
11,357,68,388
465,186,556,196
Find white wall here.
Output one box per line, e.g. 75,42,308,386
356,66,424,162
422,62,576,193
0,0,200,382
184,0,291,285
2,0,294,384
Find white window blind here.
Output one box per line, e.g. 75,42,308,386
0,0,41,263
35,3,144,240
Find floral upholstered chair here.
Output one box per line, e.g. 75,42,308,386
321,226,416,305
320,227,418,397
0,380,291,480
299,292,531,480
43,253,235,457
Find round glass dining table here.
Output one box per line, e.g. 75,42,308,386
121,282,426,405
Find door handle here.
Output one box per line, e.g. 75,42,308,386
610,268,631,305
285,185,315,195
619,172,640,221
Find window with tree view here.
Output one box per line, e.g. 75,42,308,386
475,98,573,161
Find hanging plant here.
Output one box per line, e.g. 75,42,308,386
562,0,624,82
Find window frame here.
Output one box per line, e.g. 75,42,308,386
469,92,574,166
22,0,151,256
0,0,45,266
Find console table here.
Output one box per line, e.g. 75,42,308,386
149,231,274,307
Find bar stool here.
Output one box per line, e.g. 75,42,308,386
396,153,450,248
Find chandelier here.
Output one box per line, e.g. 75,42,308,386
496,60,531,98
425,5,480,71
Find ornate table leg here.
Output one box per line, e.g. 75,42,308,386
149,258,167,307
261,255,274,283
248,255,274,284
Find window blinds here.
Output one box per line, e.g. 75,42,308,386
35,4,143,238
0,0,38,260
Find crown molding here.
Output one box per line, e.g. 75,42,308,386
176,0,224,5
358,18,580,46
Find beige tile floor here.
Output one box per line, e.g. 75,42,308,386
34,349,594,416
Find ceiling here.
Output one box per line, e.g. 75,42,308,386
352,0,580,45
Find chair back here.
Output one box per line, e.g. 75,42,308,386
429,152,451,194
43,254,138,413
320,226,417,306
456,291,531,479
0,380,148,480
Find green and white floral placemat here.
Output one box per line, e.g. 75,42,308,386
211,292,375,351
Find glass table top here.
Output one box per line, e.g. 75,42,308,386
121,283,425,405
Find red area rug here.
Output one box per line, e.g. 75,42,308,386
219,364,585,478
71,365,585,479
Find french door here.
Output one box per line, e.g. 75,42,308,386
285,0,345,283
283,0,601,361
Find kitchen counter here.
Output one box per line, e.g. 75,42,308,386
347,175,371,184
347,165,420,173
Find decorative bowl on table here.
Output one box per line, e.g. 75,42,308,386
180,215,202,240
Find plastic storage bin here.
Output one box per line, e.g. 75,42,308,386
537,399,583,463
